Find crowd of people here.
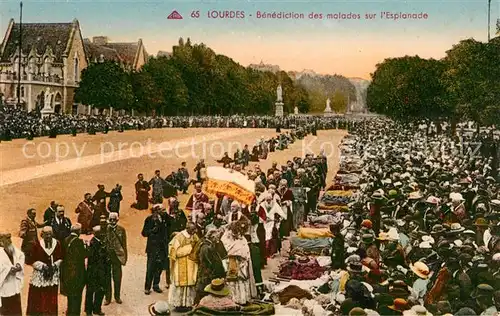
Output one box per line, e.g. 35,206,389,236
0,115,499,316
0,105,363,140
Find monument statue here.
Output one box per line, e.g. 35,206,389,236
277,84,283,102
44,91,52,109
294,106,299,115
324,98,332,113
275,84,284,117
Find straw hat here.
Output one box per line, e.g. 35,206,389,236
425,196,440,205
148,301,171,315
449,192,465,202
448,223,465,234
349,307,368,316
430,224,446,234
377,232,391,241
371,191,385,200
474,218,489,227
471,283,494,299
418,241,432,249
387,228,400,241
204,278,231,297
421,235,435,244
408,192,423,200
410,262,430,279
402,305,433,316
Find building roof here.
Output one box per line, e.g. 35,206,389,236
83,39,145,67
1,20,74,62
84,41,123,63
103,42,138,65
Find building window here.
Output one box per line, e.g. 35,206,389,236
74,57,79,82
21,86,24,98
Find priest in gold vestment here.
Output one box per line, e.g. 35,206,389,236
168,222,199,312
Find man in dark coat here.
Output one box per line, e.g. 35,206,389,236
141,205,168,294
169,199,187,234
60,224,87,316
134,173,150,210
85,226,110,316
194,159,206,183
76,193,95,234
104,213,127,305
93,185,110,206
43,201,58,225
242,145,250,168
177,162,190,194
149,170,165,204
330,224,346,269
51,205,72,242
19,208,44,261
107,184,123,214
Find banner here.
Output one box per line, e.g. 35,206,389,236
205,178,255,205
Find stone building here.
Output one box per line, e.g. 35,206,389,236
0,19,88,113
0,20,148,114
83,36,148,71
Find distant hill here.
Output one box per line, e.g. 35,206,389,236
246,64,362,113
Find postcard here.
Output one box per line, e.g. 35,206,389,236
0,0,498,315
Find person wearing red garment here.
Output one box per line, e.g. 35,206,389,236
186,182,209,223
26,226,63,316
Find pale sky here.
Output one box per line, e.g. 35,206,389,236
1,0,497,79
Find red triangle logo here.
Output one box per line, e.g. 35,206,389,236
167,10,183,20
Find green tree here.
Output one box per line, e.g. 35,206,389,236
296,74,355,114
75,61,134,111
130,70,162,115
442,39,500,126
367,56,448,121
128,38,311,116
141,56,188,115
331,91,347,113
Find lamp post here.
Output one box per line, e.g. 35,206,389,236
17,1,23,108
488,0,492,41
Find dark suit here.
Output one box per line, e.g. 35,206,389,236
141,213,168,291
85,237,110,315
105,225,127,301
51,217,72,241
43,206,57,224
19,218,40,260
61,233,87,316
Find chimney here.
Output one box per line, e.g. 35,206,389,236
92,36,109,45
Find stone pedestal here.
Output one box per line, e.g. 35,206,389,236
41,106,54,118
275,102,284,117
